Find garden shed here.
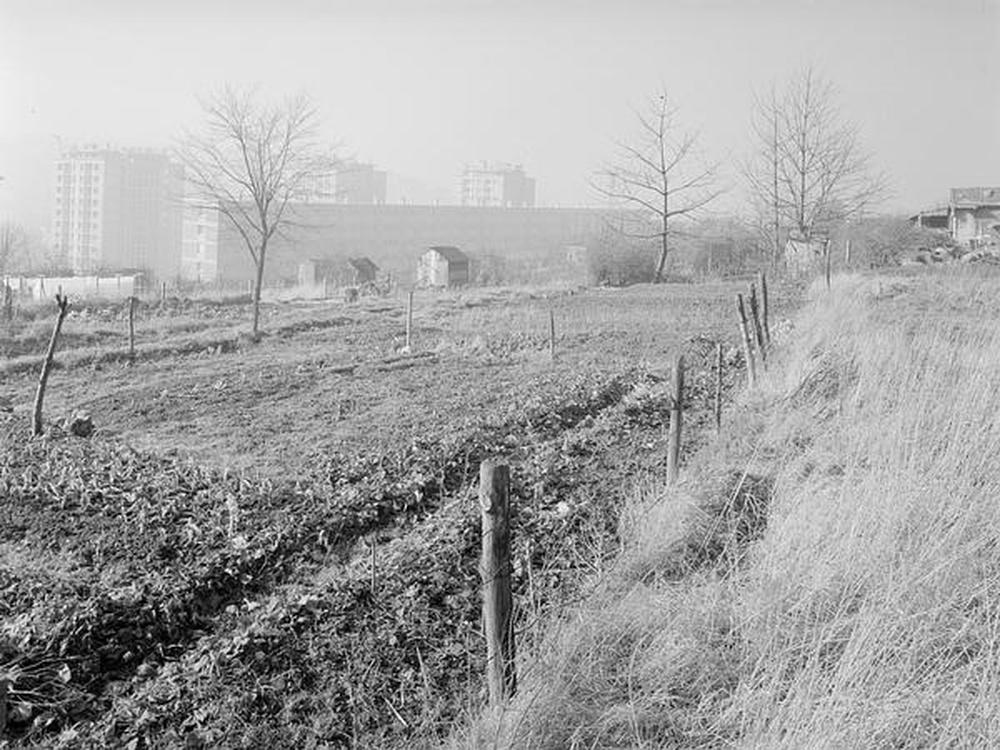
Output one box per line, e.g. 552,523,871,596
298,257,379,287
417,245,469,288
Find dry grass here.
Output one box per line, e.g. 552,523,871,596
455,270,1000,749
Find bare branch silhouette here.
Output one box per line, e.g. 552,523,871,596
176,86,338,338
593,91,723,282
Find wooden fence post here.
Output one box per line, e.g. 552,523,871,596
667,356,684,483
128,295,137,363
824,240,832,290
405,290,414,350
161,281,167,305
758,270,770,346
715,342,723,433
32,294,70,436
749,284,767,364
845,238,852,268
548,309,556,360
737,294,757,387
479,461,515,707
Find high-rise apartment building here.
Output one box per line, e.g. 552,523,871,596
460,163,536,208
52,146,184,279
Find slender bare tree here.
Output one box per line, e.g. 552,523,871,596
744,66,887,248
742,87,783,267
177,87,335,338
595,92,723,283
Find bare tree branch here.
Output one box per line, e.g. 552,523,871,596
593,90,723,282
744,65,889,252
176,86,338,337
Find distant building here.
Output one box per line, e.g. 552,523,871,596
912,187,1000,247
460,163,535,208
213,204,609,285
298,256,379,287
304,162,387,205
417,245,469,287
52,145,184,279
180,197,219,283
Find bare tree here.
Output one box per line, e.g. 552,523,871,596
177,87,335,338
744,66,887,248
595,92,722,283
0,221,25,278
742,87,783,267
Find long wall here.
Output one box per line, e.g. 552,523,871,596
216,204,614,284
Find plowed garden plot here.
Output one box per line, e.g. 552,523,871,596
0,281,798,747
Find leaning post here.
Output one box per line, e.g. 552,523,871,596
757,269,770,345
667,356,684,483
749,284,767,364
405,290,414,350
824,239,832,291
128,295,137,363
715,342,723,432
549,308,556,361
737,293,757,387
32,294,70,436
479,461,515,707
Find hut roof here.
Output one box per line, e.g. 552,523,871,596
427,245,468,263
348,257,378,275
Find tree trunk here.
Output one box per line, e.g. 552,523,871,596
655,233,668,283
252,243,267,339
655,190,669,283
772,103,781,269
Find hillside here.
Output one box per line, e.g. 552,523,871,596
457,270,1000,748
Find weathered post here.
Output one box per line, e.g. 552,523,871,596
824,240,832,290
127,295,137,363
758,269,770,345
667,356,684,483
161,281,167,306
479,461,515,706
845,238,852,267
737,294,757,387
749,284,767,364
32,294,70,436
715,342,723,432
405,290,414,350
548,308,556,360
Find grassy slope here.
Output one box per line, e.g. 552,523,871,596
460,270,1000,749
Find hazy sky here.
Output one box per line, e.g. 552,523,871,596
2,0,998,232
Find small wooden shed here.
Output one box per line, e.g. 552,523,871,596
299,256,379,287
417,245,469,288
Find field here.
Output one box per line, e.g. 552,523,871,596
0,280,799,747
458,269,1000,749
